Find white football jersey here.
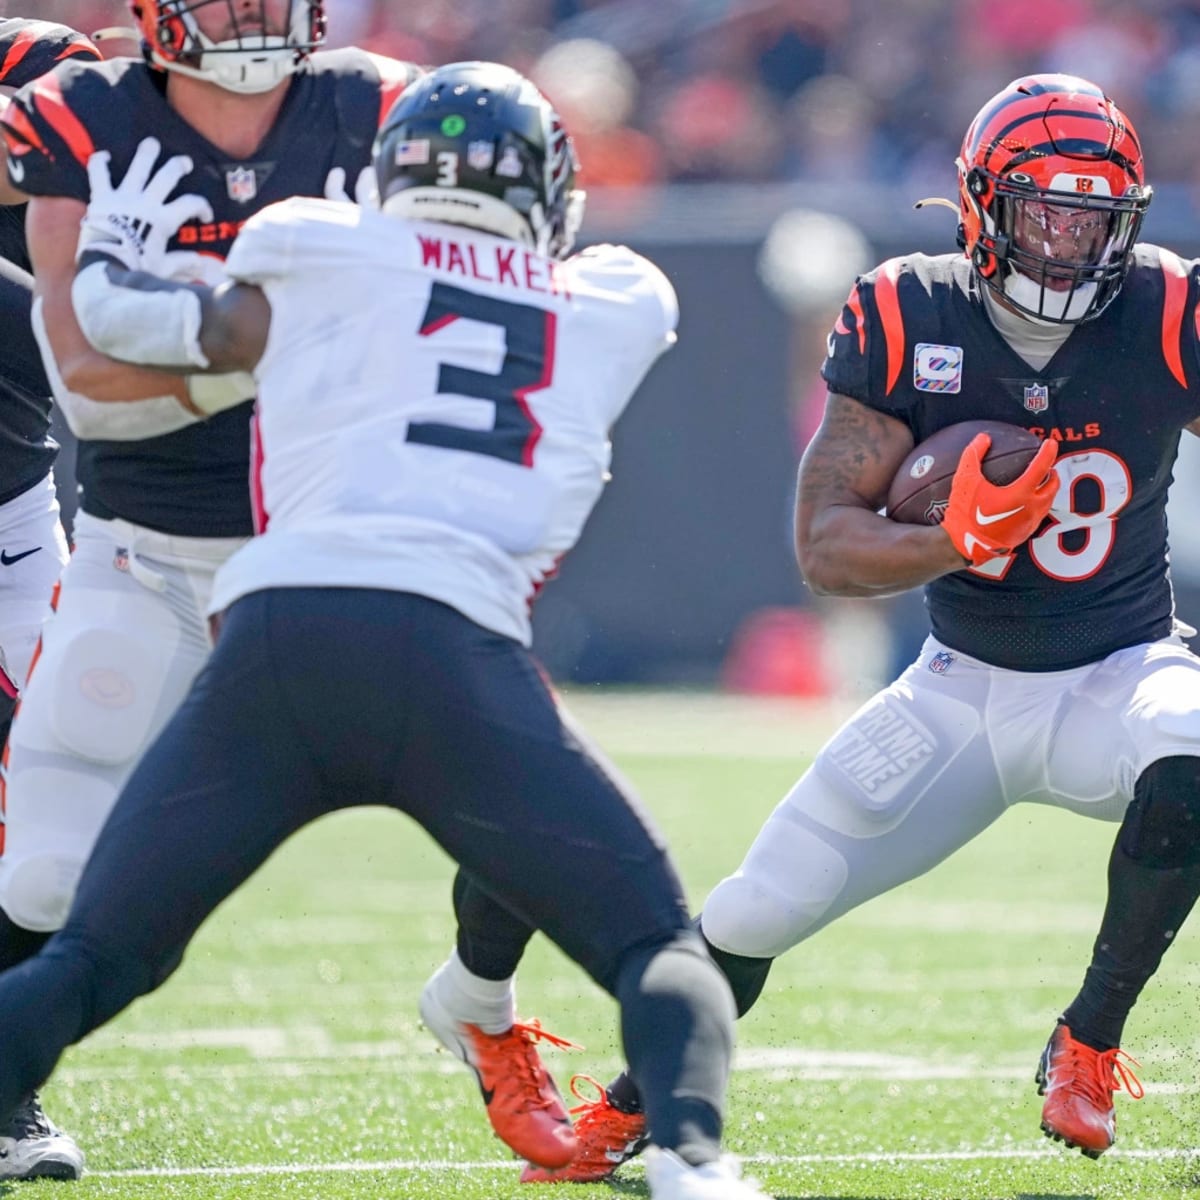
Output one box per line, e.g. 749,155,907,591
208,199,678,644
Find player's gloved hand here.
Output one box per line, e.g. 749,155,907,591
323,165,379,207
77,136,213,273
942,434,1060,566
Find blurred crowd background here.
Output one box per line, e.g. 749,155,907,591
11,0,1200,694
33,0,1200,195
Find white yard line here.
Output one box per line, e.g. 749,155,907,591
89,1146,1200,1178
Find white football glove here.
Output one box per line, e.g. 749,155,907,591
323,165,378,207
77,136,213,273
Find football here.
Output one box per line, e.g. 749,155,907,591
886,420,1045,526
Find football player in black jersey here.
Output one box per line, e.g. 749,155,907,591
0,18,104,1181
0,0,426,1180
446,75,1200,1183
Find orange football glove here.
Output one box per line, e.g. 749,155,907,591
942,434,1060,566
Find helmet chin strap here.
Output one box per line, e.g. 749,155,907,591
1003,269,1097,324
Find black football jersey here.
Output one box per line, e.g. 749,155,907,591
1,49,421,537
821,247,1200,671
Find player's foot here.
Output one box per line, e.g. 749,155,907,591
0,1092,85,1180
644,1147,773,1199
1036,1022,1143,1158
520,1074,648,1183
419,980,578,1169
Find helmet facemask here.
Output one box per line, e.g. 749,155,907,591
131,0,325,94
962,165,1150,324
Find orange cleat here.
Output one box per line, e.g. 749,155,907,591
520,1074,648,1183
419,984,579,1169
1036,1022,1144,1158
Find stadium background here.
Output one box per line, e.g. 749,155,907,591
18,0,1200,695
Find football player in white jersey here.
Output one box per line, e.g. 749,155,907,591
1,62,772,1200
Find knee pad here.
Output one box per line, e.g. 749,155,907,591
0,851,85,932
1120,755,1200,868
703,825,849,959
47,627,171,766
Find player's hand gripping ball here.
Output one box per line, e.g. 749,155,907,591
886,420,1059,566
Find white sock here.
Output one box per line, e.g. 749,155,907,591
431,950,516,1035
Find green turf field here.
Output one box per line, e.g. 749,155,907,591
38,692,1200,1199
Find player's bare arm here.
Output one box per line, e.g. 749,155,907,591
795,392,967,597
27,195,194,406
1186,416,1200,437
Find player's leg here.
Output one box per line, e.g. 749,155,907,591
1038,642,1200,1155
340,594,752,1195
424,704,634,1059
0,516,236,1178
535,647,1009,1182
0,590,326,1124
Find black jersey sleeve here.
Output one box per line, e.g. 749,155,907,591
0,59,108,201
820,258,913,424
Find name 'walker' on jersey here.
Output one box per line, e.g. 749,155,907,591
0,47,420,537
209,201,678,645
822,248,1200,672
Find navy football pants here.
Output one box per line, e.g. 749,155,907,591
0,588,726,1130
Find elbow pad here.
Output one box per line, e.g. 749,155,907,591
72,259,210,369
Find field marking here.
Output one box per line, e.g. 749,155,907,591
59,1043,1200,1094
88,1146,1200,1179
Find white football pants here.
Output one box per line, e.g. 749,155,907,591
703,634,1200,959
0,511,245,931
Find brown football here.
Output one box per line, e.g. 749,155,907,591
886,420,1045,526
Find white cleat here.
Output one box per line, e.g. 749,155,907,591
0,1093,84,1180
644,1146,773,1199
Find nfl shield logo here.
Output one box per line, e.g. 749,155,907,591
226,166,257,203
1023,383,1050,414
929,650,956,674
467,140,495,172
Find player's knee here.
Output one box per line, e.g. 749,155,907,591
0,852,85,932
1120,756,1200,868
703,829,849,959
47,628,167,765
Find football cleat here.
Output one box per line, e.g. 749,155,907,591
643,1147,774,1199
520,1074,648,1183
419,981,579,1169
1036,1022,1144,1158
0,1093,84,1180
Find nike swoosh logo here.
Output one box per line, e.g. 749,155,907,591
0,547,40,566
8,156,24,184
975,505,1023,526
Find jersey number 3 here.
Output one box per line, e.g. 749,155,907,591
409,282,556,467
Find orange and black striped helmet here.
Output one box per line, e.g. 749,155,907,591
957,74,1151,324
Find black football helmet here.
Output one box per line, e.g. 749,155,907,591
374,61,584,260
128,0,324,94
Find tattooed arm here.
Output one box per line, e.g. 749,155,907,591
794,393,968,597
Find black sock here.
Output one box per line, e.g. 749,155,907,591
698,920,774,1018
0,909,49,974
1062,841,1200,1049
615,931,734,1168
451,869,535,982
